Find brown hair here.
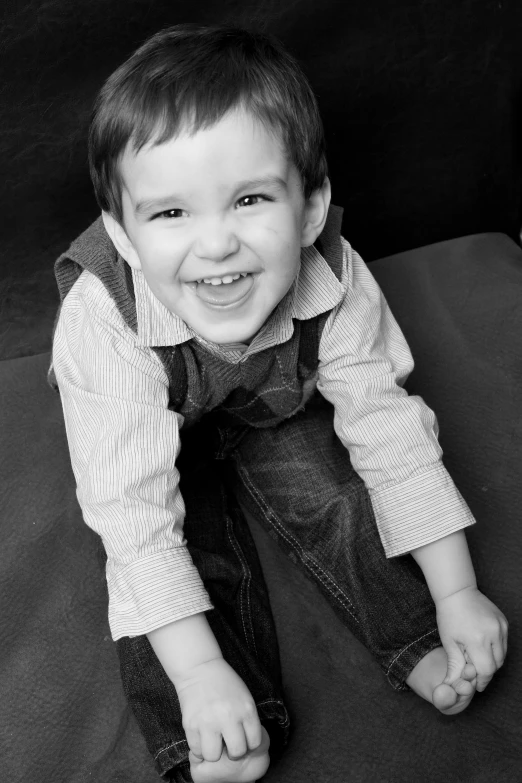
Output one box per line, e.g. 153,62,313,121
88,24,328,223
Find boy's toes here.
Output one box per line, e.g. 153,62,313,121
462,662,477,682
432,682,458,711
433,680,475,716
454,677,474,696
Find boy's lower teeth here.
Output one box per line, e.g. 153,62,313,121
195,274,254,305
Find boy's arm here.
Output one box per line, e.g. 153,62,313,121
317,240,476,558
147,614,263,761
410,531,508,690
53,273,263,761
410,529,476,602
316,241,507,685
52,272,213,640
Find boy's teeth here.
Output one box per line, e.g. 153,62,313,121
200,273,245,285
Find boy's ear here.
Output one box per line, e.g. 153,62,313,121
101,211,142,270
300,176,332,247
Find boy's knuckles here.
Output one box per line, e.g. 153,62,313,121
197,703,239,726
203,749,223,763
469,629,496,645
184,713,218,733
242,702,257,720
226,747,248,761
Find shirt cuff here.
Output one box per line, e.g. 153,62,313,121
106,548,214,640
370,463,477,558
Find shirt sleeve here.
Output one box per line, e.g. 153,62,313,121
51,271,213,639
316,240,476,557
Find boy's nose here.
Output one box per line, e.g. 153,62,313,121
193,217,240,261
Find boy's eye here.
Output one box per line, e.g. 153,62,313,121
154,208,185,220
237,194,269,208
151,195,272,219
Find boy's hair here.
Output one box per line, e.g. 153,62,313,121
88,24,328,224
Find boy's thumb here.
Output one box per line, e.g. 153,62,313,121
443,644,467,686
188,750,204,765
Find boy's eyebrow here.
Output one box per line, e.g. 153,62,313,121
134,176,288,215
233,175,288,193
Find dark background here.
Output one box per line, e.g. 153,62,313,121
1,0,521,286
1,4,522,781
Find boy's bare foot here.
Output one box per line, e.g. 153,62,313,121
189,726,270,783
406,646,477,715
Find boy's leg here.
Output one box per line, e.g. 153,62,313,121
227,393,442,692
115,420,289,782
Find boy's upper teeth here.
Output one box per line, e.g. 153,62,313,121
199,272,247,285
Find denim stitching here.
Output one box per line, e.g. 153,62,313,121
223,497,258,657
256,698,287,708
256,698,291,725
274,351,292,388
385,628,439,676
237,462,359,625
154,738,188,760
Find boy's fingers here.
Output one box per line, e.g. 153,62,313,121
222,723,248,761
243,711,264,751
185,727,203,760
443,643,467,686
492,641,505,669
468,647,497,691
188,750,204,765
200,730,224,762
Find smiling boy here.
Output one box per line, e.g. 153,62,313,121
105,110,307,346
51,24,507,783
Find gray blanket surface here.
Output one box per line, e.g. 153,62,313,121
1,233,521,782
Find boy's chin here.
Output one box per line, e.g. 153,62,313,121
200,326,256,346
192,317,259,347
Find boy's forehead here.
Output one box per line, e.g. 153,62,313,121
119,110,298,200
131,111,284,161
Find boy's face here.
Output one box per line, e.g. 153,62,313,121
105,109,330,345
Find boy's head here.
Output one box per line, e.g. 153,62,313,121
90,24,331,344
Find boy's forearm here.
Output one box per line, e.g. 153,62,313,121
147,612,223,686
410,530,477,603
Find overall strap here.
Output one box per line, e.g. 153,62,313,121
54,216,138,334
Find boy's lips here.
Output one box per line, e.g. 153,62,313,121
193,273,255,306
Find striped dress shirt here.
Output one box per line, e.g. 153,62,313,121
52,237,476,640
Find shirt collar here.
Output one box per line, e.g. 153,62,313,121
132,243,345,348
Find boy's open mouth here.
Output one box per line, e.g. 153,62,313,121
192,272,255,306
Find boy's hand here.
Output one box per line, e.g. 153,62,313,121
436,586,508,691
175,657,263,762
